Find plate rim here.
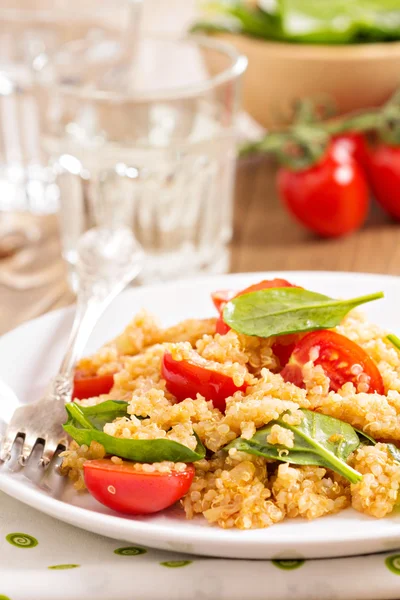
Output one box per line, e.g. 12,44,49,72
1,270,400,558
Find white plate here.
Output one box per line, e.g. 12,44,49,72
1,271,400,561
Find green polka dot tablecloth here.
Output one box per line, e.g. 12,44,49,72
0,492,400,600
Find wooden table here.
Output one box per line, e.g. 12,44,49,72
1,156,400,335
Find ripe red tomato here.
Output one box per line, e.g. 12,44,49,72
162,352,247,412
272,333,302,369
277,144,369,238
215,315,231,335
73,371,114,400
366,143,400,220
211,290,235,312
281,330,384,394
84,459,195,515
332,133,369,168
235,278,296,296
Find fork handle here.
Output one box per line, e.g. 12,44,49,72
44,296,114,403
48,227,143,403
59,295,109,377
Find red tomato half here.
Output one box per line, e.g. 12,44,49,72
366,143,400,220
84,459,195,515
236,278,297,296
272,333,302,369
73,371,114,400
215,315,231,335
281,330,384,394
162,352,247,412
277,144,369,238
211,290,235,312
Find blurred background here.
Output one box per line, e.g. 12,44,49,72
1,0,400,333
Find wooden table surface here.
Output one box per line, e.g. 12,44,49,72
1,156,400,335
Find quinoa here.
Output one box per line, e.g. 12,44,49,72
267,424,295,448
62,307,400,529
351,443,400,517
182,454,284,529
60,441,106,490
271,464,350,519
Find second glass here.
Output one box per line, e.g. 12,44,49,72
34,35,247,287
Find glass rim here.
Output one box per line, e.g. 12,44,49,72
0,0,141,20
36,34,248,103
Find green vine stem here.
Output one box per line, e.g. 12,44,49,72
240,86,400,170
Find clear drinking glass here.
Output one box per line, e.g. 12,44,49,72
34,35,247,287
0,0,142,214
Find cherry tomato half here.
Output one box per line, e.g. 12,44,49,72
72,371,114,400
211,290,235,312
215,315,231,335
272,333,302,369
236,278,297,296
84,459,195,515
366,143,400,221
277,143,369,238
162,352,247,412
281,330,384,394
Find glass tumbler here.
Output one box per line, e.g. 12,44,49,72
0,0,142,214
34,35,247,288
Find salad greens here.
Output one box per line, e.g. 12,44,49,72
223,287,383,338
226,409,362,483
70,400,131,431
63,402,206,463
192,0,400,44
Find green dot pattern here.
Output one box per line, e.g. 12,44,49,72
385,554,400,575
160,560,192,568
6,533,38,549
271,559,305,570
114,546,147,556
48,564,80,570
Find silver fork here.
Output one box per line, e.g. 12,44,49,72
0,226,143,467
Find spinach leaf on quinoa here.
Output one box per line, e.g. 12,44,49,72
63,402,206,463
72,400,130,430
226,409,362,483
354,427,400,465
223,287,383,338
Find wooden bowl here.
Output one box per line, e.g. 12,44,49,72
211,34,400,129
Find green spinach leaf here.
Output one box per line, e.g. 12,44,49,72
223,287,383,338
63,403,205,463
74,400,130,430
226,409,362,483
